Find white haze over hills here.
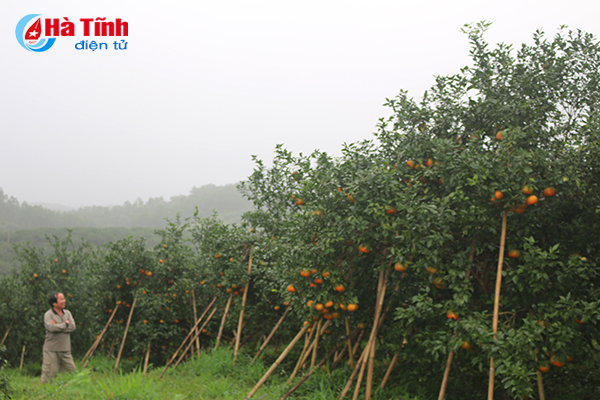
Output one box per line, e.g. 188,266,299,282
1,0,597,209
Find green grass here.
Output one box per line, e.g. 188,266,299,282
2,348,290,400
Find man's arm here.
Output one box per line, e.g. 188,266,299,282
44,312,67,332
63,310,76,333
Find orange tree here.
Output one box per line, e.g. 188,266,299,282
239,24,600,399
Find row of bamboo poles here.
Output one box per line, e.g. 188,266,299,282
1,211,545,399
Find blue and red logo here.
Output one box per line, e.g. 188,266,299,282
16,15,129,52
15,14,56,52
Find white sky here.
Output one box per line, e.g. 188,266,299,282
1,0,597,208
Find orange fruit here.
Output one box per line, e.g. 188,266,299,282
322,271,330,278
274,306,280,310
54,259,58,263
313,210,323,216
325,301,333,308
314,278,323,284
496,131,504,140
508,250,521,258
62,270,66,274
287,285,297,293
159,259,163,264
522,185,533,195
427,267,438,274
407,160,416,169
347,195,354,203
310,268,318,275
315,303,324,311
300,270,311,277
357,323,366,329
425,158,433,167
526,195,538,205
446,310,458,320
358,245,370,254
550,355,565,367
543,187,556,197
394,262,408,272
347,304,358,312
160,320,164,324
537,363,550,373
307,300,314,307
460,341,472,350
295,199,305,206
494,191,504,200
335,284,346,292
386,207,397,215
143,320,148,324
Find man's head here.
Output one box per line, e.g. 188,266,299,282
48,293,66,309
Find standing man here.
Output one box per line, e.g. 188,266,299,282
41,292,76,383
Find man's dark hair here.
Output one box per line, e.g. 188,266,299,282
48,293,60,307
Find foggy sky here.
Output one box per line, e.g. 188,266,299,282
1,0,596,208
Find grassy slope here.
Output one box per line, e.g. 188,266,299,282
2,348,423,400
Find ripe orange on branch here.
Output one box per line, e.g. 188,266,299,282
537,363,550,373
394,262,408,272
508,250,521,258
446,310,458,320
494,191,504,200
526,195,538,205
347,304,358,312
287,285,297,293
335,284,346,293
386,207,397,215
544,187,556,197
522,185,533,195
295,198,305,206
358,245,371,254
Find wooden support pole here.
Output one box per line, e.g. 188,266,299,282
143,342,151,375
113,296,137,373
191,290,201,357
488,211,507,400
366,269,389,400
310,320,322,370
534,349,546,400
166,296,216,368
288,323,313,384
246,324,310,399
215,292,234,350
107,336,118,360
234,252,253,365
19,345,25,370
280,328,359,400
437,349,454,400
82,304,120,369
380,353,398,389
173,306,218,369
0,317,15,347
297,320,331,372
251,306,291,365
339,334,370,398
353,340,373,400
345,317,355,369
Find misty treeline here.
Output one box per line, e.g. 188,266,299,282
0,184,252,230
0,184,252,274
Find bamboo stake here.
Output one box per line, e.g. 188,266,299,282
234,252,253,365
488,211,507,400
113,296,137,373
251,306,291,364
366,269,389,400
534,349,546,400
143,342,151,375
246,324,310,399
288,325,313,384
107,336,118,360
380,353,398,389
280,329,359,400
347,329,365,367
172,306,218,370
191,290,201,357
345,317,355,369
0,317,15,347
167,296,217,367
83,305,120,369
340,270,386,400
215,292,234,350
297,320,331,372
19,345,25,369
353,340,372,400
339,342,370,398
437,349,454,400
310,320,322,370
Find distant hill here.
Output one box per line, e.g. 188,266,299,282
0,184,254,274
0,183,253,229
